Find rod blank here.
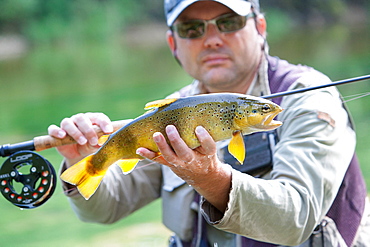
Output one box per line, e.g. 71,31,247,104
262,74,370,100
1,75,369,157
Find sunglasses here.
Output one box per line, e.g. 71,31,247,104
171,12,256,39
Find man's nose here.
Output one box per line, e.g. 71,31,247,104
203,24,224,49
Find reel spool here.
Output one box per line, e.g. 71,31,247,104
0,151,56,209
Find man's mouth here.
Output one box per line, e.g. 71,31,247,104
202,54,230,66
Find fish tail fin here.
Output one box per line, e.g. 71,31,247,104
115,159,141,175
60,155,105,200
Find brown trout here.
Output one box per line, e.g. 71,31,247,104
61,93,283,199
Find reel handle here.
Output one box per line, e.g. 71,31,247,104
33,120,127,152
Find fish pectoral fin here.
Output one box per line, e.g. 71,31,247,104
60,155,105,200
98,134,110,145
228,131,246,165
115,159,141,175
144,98,178,110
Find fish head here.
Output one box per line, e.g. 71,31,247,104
234,97,283,134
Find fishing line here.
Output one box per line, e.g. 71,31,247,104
277,91,370,124
341,92,370,103
136,160,160,170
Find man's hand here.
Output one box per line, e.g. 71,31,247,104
137,125,232,212
48,112,114,167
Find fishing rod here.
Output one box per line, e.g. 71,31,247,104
262,74,370,100
0,74,369,209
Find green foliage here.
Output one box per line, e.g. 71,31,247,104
1,0,142,45
1,0,369,43
0,0,38,32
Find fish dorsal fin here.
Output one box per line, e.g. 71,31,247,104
115,159,141,175
144,98,178,110
98,134,110,146
228,131,246,164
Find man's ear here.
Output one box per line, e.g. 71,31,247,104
166,30,182,65
255,14,267,38
166,30,177,56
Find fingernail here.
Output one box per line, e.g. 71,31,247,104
58,130,66,138
153,132,161,142
90,137,98,146
103,124,113,133
78,136,87,145
166,125,176,135
136,148,143,156
195,126,206,135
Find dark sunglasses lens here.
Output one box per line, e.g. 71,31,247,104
176,20,205,39
217,15,246,32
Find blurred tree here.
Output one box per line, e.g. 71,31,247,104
0,0,368,43
262,0,369,25
0,0,38,32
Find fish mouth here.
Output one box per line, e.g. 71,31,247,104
261,108,283,129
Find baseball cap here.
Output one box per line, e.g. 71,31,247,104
164,0,260,26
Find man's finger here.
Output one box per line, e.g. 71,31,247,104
48,124,66,139
194,126,217,155
165,125,195,163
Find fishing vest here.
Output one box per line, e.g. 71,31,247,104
180,56,367,247
237,56,368,246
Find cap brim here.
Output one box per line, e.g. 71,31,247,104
167,0,252,26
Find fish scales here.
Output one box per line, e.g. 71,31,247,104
60,93,283,199
98,96,239,168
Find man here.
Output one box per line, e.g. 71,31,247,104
48,0,370,246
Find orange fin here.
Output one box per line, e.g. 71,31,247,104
228,131,245,164
60,155,106,200
98,134,110,145
115,159,141,175
144,98,178,110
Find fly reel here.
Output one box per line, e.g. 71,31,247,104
0,150,56,209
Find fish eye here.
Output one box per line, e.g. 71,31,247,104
261,104,271,112
252,109,257,113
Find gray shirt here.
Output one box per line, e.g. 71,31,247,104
61,68,369,246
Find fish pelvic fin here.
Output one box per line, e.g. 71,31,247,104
115,159,141,175
144,98,178,110
228,131,246,164
60,155,105,200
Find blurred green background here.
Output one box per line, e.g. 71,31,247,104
0,1,369,246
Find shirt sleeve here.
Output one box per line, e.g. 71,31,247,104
62,159,163,224
201,74,356,245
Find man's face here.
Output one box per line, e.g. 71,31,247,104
167,1,266,93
